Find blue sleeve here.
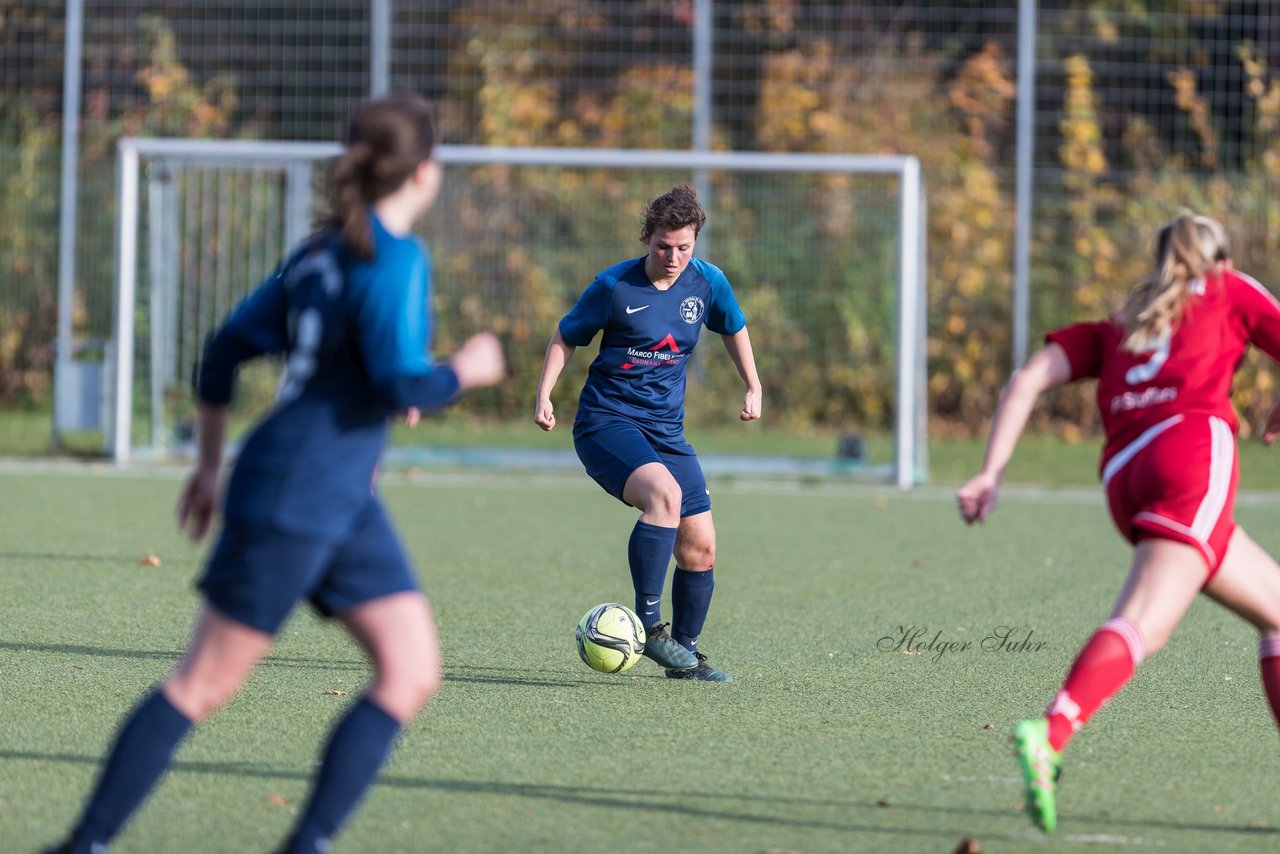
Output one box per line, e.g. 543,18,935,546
558,276,614,346
195,271,290,404
356,242,461,412
704,268,747,335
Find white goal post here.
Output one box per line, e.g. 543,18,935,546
110,137,926,487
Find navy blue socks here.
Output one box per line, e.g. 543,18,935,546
672,567,714,653
71,689,193,852
628,521,678,628
285,696,401,853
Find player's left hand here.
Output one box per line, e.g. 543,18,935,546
740,386,762,422
956,471,1000,525
405,407,421,428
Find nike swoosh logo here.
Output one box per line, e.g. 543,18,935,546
625,305,650,314
645,599,659,606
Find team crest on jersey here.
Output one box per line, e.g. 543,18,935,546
679,296,705,324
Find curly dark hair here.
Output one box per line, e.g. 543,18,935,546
640,184,707,243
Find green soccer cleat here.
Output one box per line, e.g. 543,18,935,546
665,651,733,682
1012,718,1061,833
643,622,698,670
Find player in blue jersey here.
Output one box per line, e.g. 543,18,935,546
47,94,504,854
534,184,763,683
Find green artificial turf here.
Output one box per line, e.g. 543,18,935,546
3,467,1280,852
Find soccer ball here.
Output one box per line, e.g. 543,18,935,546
575,603,647,674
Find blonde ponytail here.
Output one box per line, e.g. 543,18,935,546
1121,213,1228,352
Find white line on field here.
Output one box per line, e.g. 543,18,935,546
939,773,1022,784
1062,834,1166,846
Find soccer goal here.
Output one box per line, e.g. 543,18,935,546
110,138,927,487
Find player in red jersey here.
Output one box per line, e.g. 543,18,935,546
957,213,1280,832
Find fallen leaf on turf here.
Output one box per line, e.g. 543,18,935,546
952,839,982,854
875,799,891,808
323,690,348,697
267,795,287,806
140,554,162,566
72,665,84,670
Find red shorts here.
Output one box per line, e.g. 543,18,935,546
1102,414,1238,576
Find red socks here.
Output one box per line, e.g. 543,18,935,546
1045,618,1145,752
1258,636,1280,728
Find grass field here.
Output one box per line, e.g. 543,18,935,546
4,463,1280,853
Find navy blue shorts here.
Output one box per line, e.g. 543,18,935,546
198,498,418,634
573,419,711,517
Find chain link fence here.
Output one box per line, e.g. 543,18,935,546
3,1,1279,442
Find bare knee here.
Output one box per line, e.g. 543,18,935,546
163,671,243,722
675,541,715,570
643,483,682,525
371,658,442,721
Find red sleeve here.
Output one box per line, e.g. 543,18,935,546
1044,321,1109,381
1230,271,1280,364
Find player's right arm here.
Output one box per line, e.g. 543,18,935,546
533,328,575,431
957,343,1073,525
535,276,611,431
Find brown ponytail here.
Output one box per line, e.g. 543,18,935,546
1121,213,1229,352
323,93,437,260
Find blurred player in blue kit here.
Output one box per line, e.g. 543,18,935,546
534,184,763,682
48,93,504,853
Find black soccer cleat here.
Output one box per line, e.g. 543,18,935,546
642,622,698,669
665,651,733,682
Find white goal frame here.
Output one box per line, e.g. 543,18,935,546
111,137,926,487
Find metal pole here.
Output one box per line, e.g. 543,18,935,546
896,158,922,489
692,0,712,254
1013,0,1038,368
54,0,84,444
111,140,140,464
370,0,391,96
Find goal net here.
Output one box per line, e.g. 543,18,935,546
110,139,926,487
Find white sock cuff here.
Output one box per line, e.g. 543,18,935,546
1101,617,1146,667
1259,635,1280,660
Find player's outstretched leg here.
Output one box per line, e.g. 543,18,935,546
52,606,269,854
1012,718,1060,833
62,690,194,853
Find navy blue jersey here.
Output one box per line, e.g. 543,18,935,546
195,214,460,540
559,256,746,438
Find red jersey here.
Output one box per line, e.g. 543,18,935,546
1046,269,1280,471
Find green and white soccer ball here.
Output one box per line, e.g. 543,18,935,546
575,603,647,674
